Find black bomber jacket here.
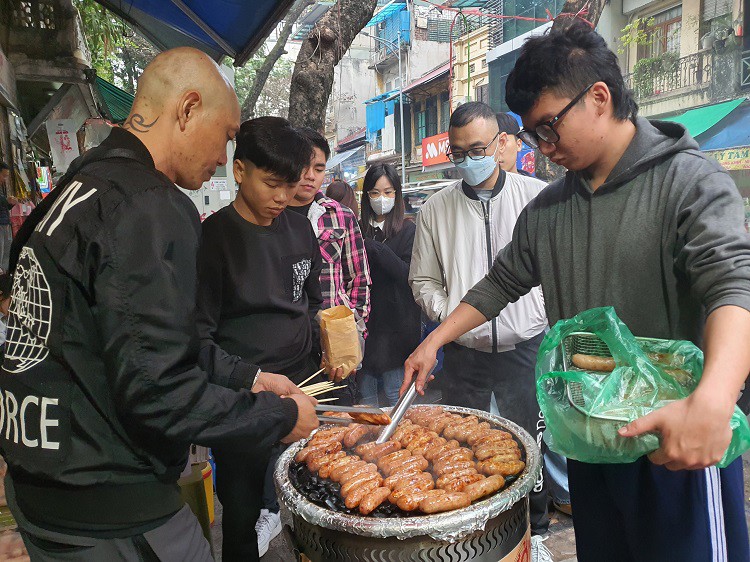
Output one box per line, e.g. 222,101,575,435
0,128,297,535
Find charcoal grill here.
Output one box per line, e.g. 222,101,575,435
274,406,541,562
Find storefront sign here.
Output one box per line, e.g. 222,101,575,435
422,132,450,167
706,146,750,171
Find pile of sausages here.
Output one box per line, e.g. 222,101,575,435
293,407,525,516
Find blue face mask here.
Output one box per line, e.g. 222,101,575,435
453,141,499,187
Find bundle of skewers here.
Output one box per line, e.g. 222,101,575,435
297,369,346,403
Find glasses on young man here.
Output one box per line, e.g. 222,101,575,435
367,188,396,199
446,132,500,164
517,83,594,149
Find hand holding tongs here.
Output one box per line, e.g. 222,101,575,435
376,361,438,444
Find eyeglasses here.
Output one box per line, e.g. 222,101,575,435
446,132,500,164
367,189,396,199
517,84,594,149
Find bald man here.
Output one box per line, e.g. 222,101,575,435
0,48,317,561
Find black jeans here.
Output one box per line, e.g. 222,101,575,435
442,332,550,535
213,448,270,562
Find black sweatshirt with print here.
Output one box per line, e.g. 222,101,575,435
196,204,323,384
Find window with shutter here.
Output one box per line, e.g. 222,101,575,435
702,0,732,21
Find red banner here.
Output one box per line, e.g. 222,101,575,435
421,131,450,167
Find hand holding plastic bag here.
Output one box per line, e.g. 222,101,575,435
536,307,750,467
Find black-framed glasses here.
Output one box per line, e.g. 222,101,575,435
517,84,594,149
447,132,500,164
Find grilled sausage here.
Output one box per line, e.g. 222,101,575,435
392,471,434,492
378,449,411,469
453,421,490,442
443,420,479,441
426,414,459,434
359,486,391,515
466,427,495,446
379,452,415,475
423,440,460,462
295,439,342,463
341,472,383,497
439,472,484,492
411,437,446,457
432,460,475,476
419,491,471,514
307,450,346,472
396,489,442,512
405,432,439,452
339,463,378,485
330,459,367,482
435,468,478,489
474,442,521,461
474,449,521,463
325,456,359,480
571,353,616,372
343,424,370,448
383,470,420,490
311,426,348,442
432,447,474,467
401,428,431,448
477,458,526,477
471,432,513,449
464,474,505,501
387,455,428,476
344,479,381,509
355,442,381,457
361,441,401,462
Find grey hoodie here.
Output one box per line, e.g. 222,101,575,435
463,117,750,343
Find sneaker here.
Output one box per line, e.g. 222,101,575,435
531,534,554,562
256,510,281,557
553,501,573,516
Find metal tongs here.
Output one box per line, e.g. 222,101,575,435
376,362,438,444
315,404,387,426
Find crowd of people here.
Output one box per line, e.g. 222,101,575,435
0,19,746,562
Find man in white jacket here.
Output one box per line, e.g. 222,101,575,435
409,102,551,553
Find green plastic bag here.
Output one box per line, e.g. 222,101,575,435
536,307,750,467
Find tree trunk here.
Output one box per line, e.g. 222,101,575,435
552,0,607,30
242,0,313,120
287,0,378,130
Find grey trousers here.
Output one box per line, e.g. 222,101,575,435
0,224,12,271
17,505,212,561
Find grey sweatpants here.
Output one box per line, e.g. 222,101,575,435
16,503,212,561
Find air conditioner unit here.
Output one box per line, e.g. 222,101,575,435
417,17,428,29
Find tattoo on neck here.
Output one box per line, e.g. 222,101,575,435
123,114,159,133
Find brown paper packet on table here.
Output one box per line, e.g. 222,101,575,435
318,305,363,378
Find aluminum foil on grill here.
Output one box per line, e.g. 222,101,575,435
274,405,541,542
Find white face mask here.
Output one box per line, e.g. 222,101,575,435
371,196,395,216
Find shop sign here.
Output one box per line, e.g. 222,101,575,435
46,120,80,173
706,146,750,171
422,132,450,167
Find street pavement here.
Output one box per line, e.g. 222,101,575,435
211,452,750,561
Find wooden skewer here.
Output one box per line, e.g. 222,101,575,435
307,385,347,397
300,383,333,394
316,397,339,403
297,368,326,389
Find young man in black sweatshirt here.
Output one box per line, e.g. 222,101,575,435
196,117,323,561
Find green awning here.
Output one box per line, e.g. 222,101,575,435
95,77,134,124
662,98,745,138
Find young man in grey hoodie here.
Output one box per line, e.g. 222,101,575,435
402,22,750,562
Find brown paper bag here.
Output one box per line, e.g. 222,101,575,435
319,305,363,378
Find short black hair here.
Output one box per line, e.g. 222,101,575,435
234,117,312,183
450,101,497,129
0,162,9,172
496,112,520,136
296,126,331,161
506,20,637,121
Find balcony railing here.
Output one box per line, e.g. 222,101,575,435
742,50,750,89
624,52,712,100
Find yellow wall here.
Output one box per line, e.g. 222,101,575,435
451,26,490,108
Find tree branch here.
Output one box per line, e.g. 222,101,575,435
242,0,313,120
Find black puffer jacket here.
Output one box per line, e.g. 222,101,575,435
0,128,297,535
361,220,422,372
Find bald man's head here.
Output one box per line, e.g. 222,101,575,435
123,47,240,190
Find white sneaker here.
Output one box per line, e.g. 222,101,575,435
531,534,554,562
256,510,281,557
